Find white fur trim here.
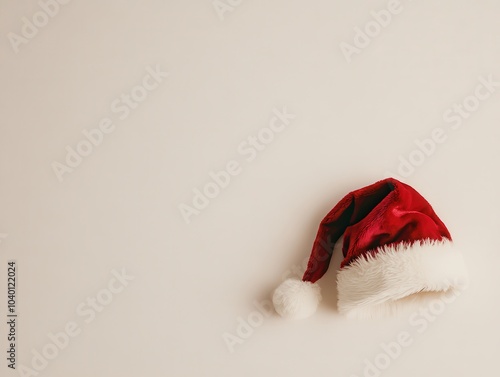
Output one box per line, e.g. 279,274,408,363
273,279,322,319
337,239,469,319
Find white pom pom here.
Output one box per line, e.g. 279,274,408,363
272,278,322,319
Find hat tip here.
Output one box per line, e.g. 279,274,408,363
272,278,322,319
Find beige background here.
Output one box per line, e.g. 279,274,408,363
1,1,499,376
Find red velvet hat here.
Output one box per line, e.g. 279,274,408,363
272,178,468,319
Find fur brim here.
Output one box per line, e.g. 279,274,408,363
337,239,469,319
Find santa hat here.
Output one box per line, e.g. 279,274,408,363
272,178,468,319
